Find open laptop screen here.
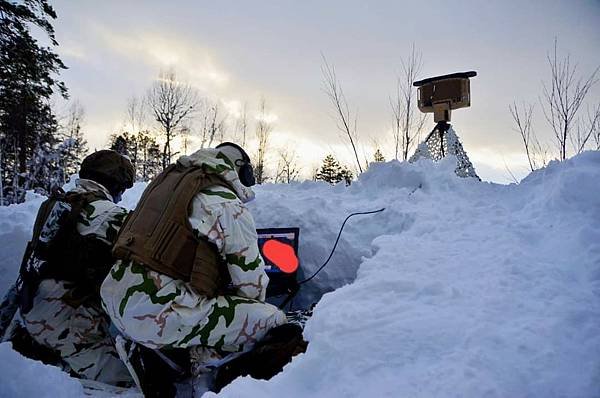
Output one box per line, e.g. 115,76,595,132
256,227,300,274
257,227,300,299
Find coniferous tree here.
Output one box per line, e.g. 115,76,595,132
315,154,340,183
109,131,161,181
0,0,68,203
373,149,385,162
109,133,133,156
139,133,162,181
315,154,354,186
339,167,354,186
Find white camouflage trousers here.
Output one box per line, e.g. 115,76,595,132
101,261,286,356
22,279,132,385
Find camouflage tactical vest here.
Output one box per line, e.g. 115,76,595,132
112,163,236,297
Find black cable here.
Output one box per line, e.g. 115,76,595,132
298,208,385,285
278,207,386,310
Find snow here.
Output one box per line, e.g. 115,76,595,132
0,191,46,295
0,342,84,398
1,151,600,397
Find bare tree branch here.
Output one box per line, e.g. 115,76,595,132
126,96,147,134
541,38,599,160
147,69,199,168
502,157,519,184
573,103,600,153
390,44,427,160
591,104,600,150
321,54,363,173
509,102,548,171
275,147,301,183
235,102,249,148
254,98,273,184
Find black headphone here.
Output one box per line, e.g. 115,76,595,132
216,142,256,187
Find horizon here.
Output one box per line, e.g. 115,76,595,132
43,0,600,183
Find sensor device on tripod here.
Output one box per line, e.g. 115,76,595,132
414,71,476,123
410,71,479,179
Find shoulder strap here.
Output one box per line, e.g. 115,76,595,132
63,190,111,225
29,188,66,252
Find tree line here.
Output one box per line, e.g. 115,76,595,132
105,71,305,185
0,0,88,204
321,40,599,181
105,66,379,187
0,0,426,208
0,0,364,206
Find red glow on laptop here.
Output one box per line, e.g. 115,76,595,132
262,239,299,273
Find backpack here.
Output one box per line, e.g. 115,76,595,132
17,188,113,312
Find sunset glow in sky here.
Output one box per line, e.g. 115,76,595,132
48,0,600,183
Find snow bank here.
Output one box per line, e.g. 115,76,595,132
1,152,599,397
0,192,46,295
0,342,84,398
212,152,600,398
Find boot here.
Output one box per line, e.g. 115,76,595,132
115,335,183,398
213,323,308,392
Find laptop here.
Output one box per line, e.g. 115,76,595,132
256,227,300,299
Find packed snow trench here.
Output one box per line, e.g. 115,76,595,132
1,152,599,398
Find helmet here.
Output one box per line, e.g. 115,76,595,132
79,150,135,195
215,142,256,187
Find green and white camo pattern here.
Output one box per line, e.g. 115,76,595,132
100,149,286,356
21,179,132,385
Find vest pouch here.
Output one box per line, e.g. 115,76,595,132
150,220,195,279
190,241,222,298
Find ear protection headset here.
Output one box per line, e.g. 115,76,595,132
216,142,256,187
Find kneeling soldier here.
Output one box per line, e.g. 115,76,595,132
18,150,135,385
102,144,304,394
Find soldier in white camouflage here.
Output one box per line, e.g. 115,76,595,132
100,144,287,381
18,150,135,385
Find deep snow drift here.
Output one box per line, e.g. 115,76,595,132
1,152,599,398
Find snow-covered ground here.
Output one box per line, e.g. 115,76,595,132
1,152,599,397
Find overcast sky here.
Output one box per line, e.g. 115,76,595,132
48,0,600,183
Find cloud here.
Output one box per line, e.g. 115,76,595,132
469,147,531,182
222,99,243,118
91,23,230,92
58,43,87,61
255,112,279,124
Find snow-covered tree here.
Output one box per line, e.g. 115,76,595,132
0,0,68,203
57,101,88,182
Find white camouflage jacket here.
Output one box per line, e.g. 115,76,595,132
101,149,281,351
181,149,268,301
